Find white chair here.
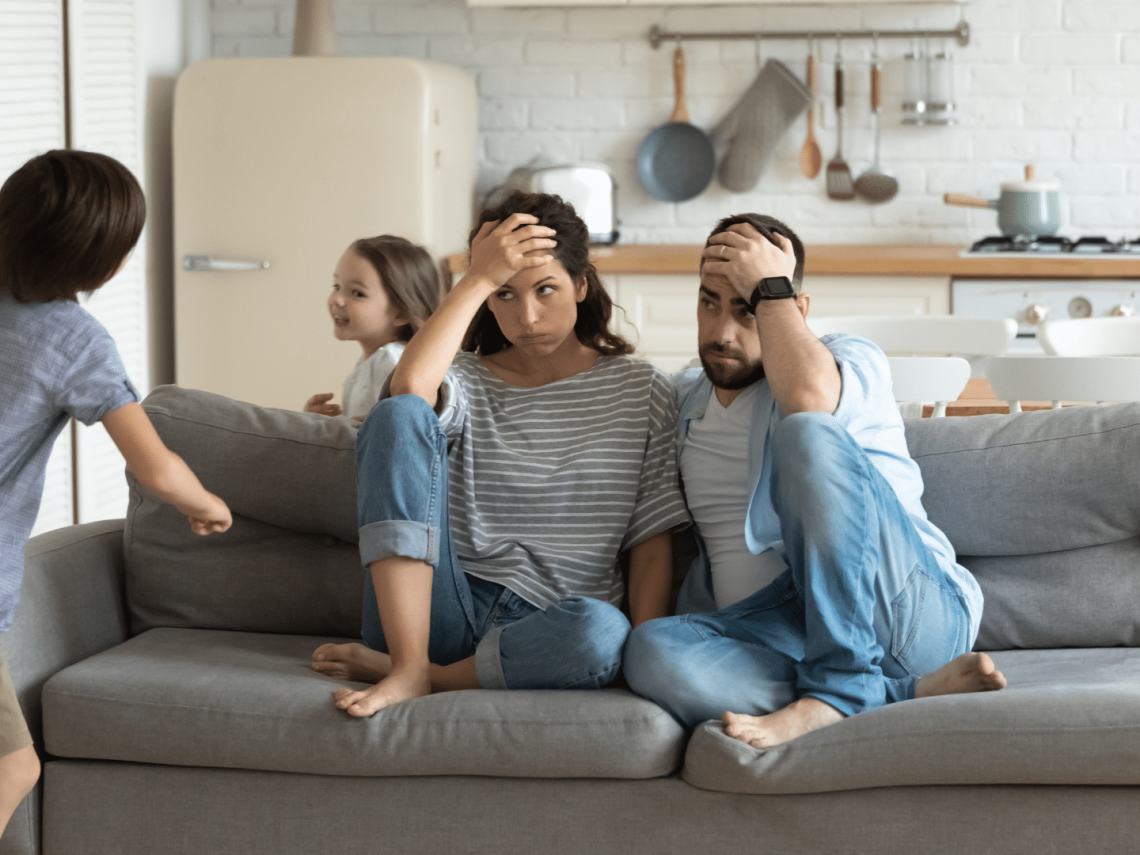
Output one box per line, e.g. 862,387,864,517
887,356,972,418
806,315,1018,375
1038,317,1140,356
987,356,1140,413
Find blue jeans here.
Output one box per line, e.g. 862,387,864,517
355,394,629,690
624,411,970,727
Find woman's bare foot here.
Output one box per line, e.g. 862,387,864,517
722,697,846,750
311,642,391,683
332,665,432,717
916,651,1007,698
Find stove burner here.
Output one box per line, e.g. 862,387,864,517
1072,236,1116,253
967,235,1140,254
1027,235,1073,252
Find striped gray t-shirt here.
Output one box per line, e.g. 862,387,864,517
438,352,690,609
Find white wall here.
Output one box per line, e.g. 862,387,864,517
208,0,1140,245
142,0,210,387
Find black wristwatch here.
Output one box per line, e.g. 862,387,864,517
746,276,796,313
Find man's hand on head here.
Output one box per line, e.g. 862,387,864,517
700,223,797,304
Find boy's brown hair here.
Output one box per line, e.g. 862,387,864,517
0,149,146,303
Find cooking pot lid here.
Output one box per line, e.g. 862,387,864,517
1000,180,1060,192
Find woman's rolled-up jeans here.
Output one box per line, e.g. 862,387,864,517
355,393,629,690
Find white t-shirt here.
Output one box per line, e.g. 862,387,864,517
680,382,787,609
342,341,405,419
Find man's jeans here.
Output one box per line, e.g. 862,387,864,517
355,393,629,691
624,411,970,727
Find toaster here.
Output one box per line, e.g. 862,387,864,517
491,162,619,245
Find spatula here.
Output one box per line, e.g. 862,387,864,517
826,40,854,200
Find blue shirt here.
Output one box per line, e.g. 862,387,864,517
0,296,139,631
672,333,983,645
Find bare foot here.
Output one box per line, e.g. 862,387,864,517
916,651,1007,698
311,642,391,683
722,697,846,750
332,665,431,717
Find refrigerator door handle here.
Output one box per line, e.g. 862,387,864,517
183,255,270,272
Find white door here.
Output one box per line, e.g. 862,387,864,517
173,57,476,411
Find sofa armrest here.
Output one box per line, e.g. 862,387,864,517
0,519,129,749
0,519,127,855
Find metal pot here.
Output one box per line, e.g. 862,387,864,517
944,165,1061,237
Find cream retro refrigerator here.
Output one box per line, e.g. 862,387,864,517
173,58,477,410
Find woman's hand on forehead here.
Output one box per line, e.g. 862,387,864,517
468,214,558,288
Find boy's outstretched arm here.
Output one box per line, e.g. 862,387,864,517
101,402,232,535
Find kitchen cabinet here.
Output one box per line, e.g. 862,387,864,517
608,274,950,371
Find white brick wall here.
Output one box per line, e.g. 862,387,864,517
210,0,1140,244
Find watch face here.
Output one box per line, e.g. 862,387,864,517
762,276,796,298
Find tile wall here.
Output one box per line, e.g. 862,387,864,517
210,0,1140,244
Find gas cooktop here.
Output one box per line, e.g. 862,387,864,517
963,235,1140,256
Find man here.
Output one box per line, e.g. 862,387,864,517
623,214,1005,749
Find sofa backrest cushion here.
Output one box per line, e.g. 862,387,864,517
905,403,1140,649
131,386,1140,650
127,386,362,636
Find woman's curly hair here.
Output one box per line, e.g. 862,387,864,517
461,191,633,357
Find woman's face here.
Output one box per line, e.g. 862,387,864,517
486,256,587,357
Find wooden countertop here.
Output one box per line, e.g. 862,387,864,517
449,243,1140,278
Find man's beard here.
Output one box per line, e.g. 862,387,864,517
698,342,765,390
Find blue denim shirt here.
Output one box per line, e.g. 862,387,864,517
672,333,983,643
0,296,138,631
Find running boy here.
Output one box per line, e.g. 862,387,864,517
0,149,232,835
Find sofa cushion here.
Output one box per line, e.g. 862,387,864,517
128,385,363,636
907,403,1140,557
681,647,1140,794
905,403,1140,649
41,628,685,780
968,538,1140,650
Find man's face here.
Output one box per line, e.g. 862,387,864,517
696,272,766,390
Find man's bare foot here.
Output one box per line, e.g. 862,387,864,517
311,642,391,683
722,697,846,750
332,666,431,717
916,651,1007,698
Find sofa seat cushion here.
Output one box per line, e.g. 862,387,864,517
682,648,1140,794
42,628,685,780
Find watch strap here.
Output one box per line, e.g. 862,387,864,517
746,277,796,313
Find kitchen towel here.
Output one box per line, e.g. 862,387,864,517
713,59,814,194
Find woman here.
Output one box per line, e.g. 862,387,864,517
312,192,690,716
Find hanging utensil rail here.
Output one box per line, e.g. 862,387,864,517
647,21,969,49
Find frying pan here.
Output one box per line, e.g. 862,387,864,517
637,47,715,202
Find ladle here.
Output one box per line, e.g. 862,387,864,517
854,44,899,203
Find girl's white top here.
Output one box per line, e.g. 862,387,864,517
342,341,405,419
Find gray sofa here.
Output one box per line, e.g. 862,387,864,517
3,384,1139,855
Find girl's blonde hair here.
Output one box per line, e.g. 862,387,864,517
348,235,443,342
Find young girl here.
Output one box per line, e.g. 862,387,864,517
303,236,442,420
312,192,690,716
0,150,232,834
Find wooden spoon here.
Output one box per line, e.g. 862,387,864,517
799,53,822,179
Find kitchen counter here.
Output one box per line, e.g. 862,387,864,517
449,244,1140,278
